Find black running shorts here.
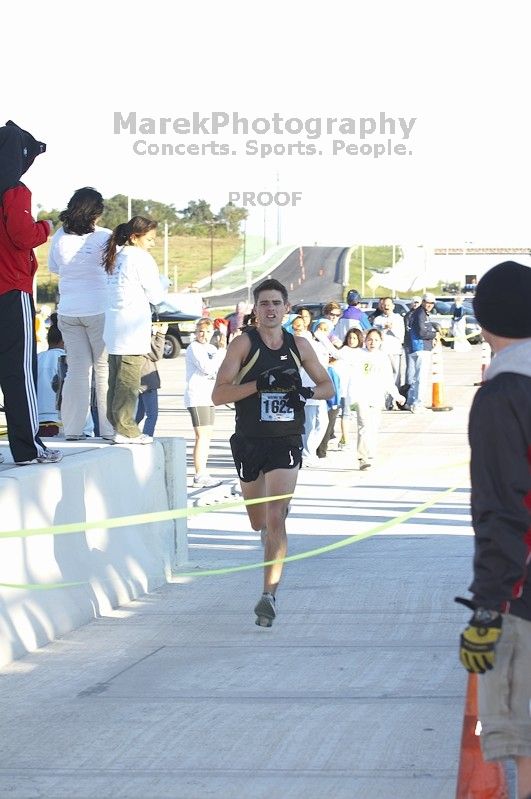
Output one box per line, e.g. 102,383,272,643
229,433,303,483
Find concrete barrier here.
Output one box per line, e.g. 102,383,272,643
0,437,187,668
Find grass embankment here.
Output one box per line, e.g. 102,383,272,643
34,236,242,305
348,246,402,298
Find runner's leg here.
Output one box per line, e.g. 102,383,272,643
262,467,298,594
240,473,267,533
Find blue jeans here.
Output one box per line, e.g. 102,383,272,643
406,350,432,408
135,389,159,437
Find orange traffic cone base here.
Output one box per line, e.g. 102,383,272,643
431,382,453,412
455,673,509,799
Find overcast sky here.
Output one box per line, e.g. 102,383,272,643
4,0,530,247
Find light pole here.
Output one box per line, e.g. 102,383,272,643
243,222,252,305
209,221,214,291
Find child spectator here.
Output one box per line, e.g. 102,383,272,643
335,327,365,450
135,323,168,437
352,328,405,470
37,314,65,437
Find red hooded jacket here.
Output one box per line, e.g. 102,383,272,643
0,183,49,295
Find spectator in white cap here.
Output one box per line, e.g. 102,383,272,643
405,292,440,412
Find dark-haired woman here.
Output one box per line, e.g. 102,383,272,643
103,216,165,444
48,187,114,440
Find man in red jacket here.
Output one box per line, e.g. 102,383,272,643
0,120,62,464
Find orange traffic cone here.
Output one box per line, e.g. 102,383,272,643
455,673,509,799
431,345,452,411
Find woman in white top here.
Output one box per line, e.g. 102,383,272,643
352,328,405,470
48,187,114,440
335,326,365,449
103,216,165,444
184,318,226,487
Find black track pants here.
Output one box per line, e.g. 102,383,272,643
0,290,45,462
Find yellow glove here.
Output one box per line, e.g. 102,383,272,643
456,597,502,674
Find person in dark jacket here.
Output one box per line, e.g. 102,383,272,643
456,261,531,796
405,292,439,412
135,322,168,437
0,121,62,465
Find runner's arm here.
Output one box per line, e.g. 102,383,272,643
211,335,257,405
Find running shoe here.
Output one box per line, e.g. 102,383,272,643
16,449,63,466
113,433,153,445
193,474,222,488
359,460,371,471
254,592,276,627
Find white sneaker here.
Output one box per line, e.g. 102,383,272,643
193,474,222,488
16,449,63,466
113,433,153,445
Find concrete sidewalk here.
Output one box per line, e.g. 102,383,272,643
0,350,481,798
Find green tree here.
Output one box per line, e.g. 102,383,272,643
218,202,248,235
37,207,61,225
99,194,128,229
179,199,216,224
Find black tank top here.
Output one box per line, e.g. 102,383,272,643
234,327,304,437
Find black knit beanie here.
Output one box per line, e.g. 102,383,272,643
473,261,531,338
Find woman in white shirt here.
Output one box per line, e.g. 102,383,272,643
184,318,225,487
103,217,164,444
335,327,365,449
353,328,405,470
48,187,114,440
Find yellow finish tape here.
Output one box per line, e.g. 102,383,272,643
0,494,292,541
0,484,463,589
172,484,460,577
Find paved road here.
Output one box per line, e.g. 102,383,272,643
0,347,489,798
206,245,349,308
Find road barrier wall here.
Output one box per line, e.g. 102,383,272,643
0,438,187,667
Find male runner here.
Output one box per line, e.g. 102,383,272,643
212,279,333,627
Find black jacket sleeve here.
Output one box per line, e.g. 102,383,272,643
468,374,531,615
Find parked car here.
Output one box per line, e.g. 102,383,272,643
431,300,482,345
152,301,201,358
435,297,474,314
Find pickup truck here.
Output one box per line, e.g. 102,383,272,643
153,301,201,358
